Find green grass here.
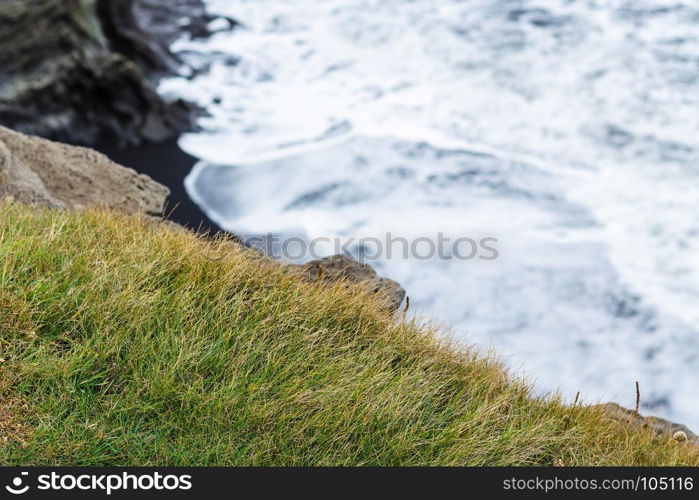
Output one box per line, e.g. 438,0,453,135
0,201,697,466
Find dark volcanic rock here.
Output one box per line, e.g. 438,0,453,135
100,0,236,74
291,255,407,312
0,0,226,146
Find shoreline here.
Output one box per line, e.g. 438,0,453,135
94,138,222,235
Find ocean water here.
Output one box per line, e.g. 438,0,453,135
160,0,699,427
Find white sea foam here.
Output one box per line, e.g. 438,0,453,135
161,0,699,426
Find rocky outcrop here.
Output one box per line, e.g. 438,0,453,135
0,0,231,146
0,125,168,216
291,255,407,312
596,403,698,444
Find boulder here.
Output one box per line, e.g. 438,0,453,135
0,126,168,216
291,255,406,312
595,402,698,444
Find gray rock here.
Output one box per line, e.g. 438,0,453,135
595,402,698,444
0,126,168,216
291,255,406,312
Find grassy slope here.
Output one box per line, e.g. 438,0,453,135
0,202,697,466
